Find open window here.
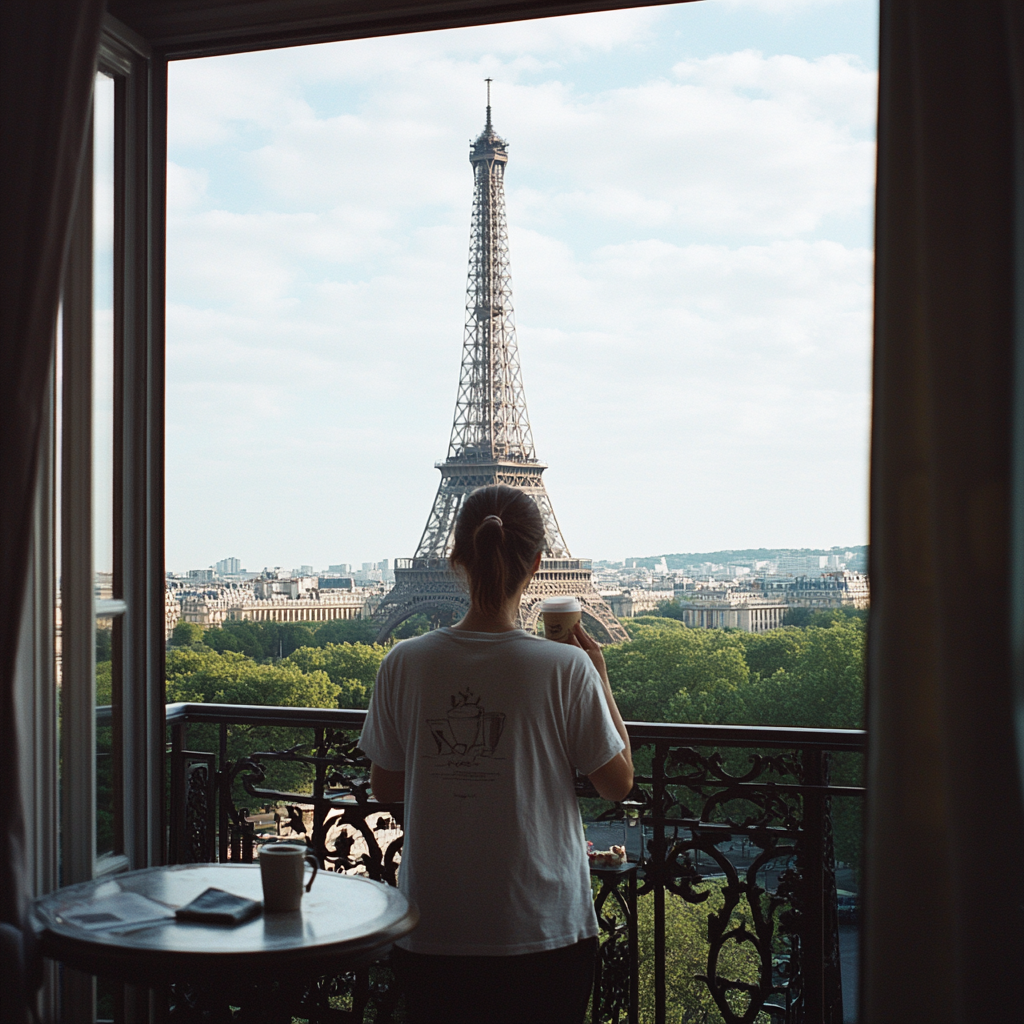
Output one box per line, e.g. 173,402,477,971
14,3,1021,1023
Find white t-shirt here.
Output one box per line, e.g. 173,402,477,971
358,627,624,956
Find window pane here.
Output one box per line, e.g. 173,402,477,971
93,71,119,859
93,71,115,597
95,620,118,857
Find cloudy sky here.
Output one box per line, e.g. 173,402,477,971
165,0,877,573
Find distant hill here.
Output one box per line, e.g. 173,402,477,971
606,546,869,572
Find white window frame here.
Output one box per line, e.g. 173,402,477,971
50,16,166,1021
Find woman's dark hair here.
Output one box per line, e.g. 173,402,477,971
449,485,546,616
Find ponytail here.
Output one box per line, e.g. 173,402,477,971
450,486,546,616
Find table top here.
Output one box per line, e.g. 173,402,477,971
31,864,418,983
589,860,639,879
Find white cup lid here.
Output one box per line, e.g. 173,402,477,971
540,596,581,613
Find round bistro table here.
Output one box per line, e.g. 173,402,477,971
31,863,418,1021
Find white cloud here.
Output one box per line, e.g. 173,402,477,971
167,162,209,211
502,52,875,239
168,57,313,148
165,18,875,568
172,44,875,239
510,235,871,556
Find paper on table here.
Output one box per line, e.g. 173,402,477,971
59,891,175,932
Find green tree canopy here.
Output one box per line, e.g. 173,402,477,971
389,613,440,640
202,620,319,660
603,617,866,872
95,626,112,662
165,648,340,709
171,620,204,647
782,606,866,629
164,648,345,800
735,627,807,681
741,623,864,730
96,659,112,706
626,615,688,635
606,622,749,725
285,642,387,710
635,884,770,1024
650,598,685,620
202,617,395,659
605,618,864,731
311,617,380,646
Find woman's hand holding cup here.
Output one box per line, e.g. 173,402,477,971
567,621,608,683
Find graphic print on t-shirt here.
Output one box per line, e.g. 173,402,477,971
425,689,506,776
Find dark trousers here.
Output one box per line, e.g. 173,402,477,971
392,936,598,1024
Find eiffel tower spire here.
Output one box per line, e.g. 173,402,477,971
375,92,627,643
448,85,533,466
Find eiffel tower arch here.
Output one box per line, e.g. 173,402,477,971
375,88,628,645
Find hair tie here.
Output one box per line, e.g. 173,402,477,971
482,514,503,527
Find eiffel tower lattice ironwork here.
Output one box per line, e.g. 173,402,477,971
375,90,628,644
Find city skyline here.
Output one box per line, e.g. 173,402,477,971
169,542,868,577
165,0,877,570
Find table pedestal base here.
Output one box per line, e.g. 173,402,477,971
162,954,402,1024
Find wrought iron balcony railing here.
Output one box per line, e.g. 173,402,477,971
165,702,864,1024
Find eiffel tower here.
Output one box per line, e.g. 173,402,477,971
375,86,628,644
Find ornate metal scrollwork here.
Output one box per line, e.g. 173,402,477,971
183,761,214,864
300,962,402,1024
219,728,404,880
631,740,843,1024
172,712,856,1024
591,867,637,1024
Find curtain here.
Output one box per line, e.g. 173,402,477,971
0,1,105,1019
866,3,1024,1020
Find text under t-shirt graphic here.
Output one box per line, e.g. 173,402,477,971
426,689,507,781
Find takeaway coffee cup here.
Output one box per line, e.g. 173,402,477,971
541,596,582,643
259,843,319,912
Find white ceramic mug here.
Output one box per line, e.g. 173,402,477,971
259,843,319,912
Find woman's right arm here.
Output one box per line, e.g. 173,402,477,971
589,754,633,803
361,656,406,802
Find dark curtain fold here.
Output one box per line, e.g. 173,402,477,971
0,0,105,1008
866,2,1024,1020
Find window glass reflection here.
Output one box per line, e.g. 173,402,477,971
93,71,115,598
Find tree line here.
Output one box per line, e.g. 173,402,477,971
158,612,863,859
610,604,864,730
164,606,864,725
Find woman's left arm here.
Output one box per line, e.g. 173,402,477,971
570,623,632,769
570,623,634,801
